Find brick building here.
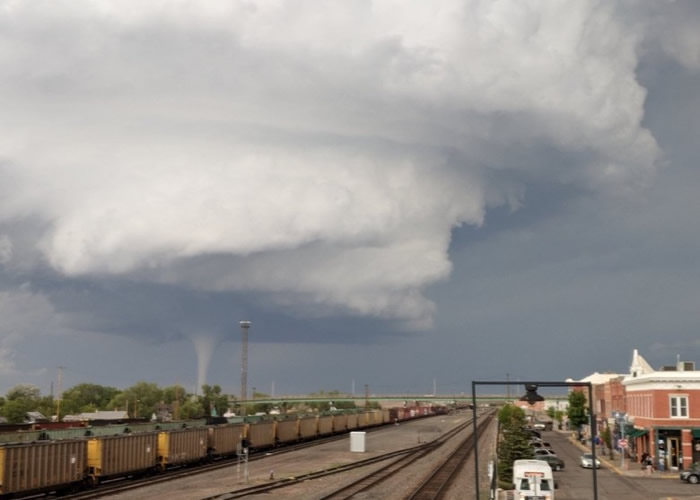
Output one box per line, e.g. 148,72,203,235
622,349,700,471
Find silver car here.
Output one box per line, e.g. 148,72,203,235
579,453,601,469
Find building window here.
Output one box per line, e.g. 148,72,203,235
669,395,688,418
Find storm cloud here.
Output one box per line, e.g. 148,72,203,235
0,1,696,389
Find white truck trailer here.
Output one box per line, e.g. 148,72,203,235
512,459,555,500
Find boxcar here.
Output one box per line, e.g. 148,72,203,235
275,419,299,444
157,428,208,469
382,409,390,423
346,413,359,430
318,415,333,436
298,417,318,440
207,424,245,457
372,411,383,426
332,414,347,433
86,433,157,484
246,421,275,450
0,440,86,496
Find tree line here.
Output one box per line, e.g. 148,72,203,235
0,383,365,424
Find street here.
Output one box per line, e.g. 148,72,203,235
542,430,700,500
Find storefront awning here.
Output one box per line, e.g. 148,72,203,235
692,429,700,439
626,429,648,439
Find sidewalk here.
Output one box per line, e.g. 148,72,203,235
565,433,678,479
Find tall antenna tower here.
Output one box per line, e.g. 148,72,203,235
240,321,251,416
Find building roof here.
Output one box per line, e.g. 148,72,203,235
64,410,129,421
629,348,654,377
567,372,623,385
623,349,700,390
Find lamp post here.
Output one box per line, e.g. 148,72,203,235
472,380,598,500
240,321,251,417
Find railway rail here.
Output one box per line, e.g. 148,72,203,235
203,409,494,500
61,429,369,500
407,412,495,500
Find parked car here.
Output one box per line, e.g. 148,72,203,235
532,422,547,430
534,448,556,457
531,441,552,448
580,453,601,469
525,429,542,439
680,463,700,484
538,455,565,471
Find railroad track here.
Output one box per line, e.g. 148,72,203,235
59,429,374,500
407,412,495,500
203,410,493,500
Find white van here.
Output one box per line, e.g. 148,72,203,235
512,459,555,500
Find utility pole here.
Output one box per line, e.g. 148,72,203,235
506,373,511,402
56,366,64,421
240,321,251,416
364,384,369,409
352,379,355,397
173,383,181,421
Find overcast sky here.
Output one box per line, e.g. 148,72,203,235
1,1,699,397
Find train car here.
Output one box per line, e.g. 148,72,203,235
0,430,44,445
359,411,373,428
346,413,359,430
317,415,333,436
43,427,91,440
246,421,275,450
86,432,158,485
0,440,86,497
86,425,129,437
207,424,245,457
372,411,383,426
298,416,318,441
382,409,390,423
332,413,347,433
275,418,299,444
156,422,186,431
157,428,208,469
127,423,160,434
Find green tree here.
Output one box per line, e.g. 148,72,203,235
554,410,564,430
6,384,41,401
497,404,534,486
199,385,228,417
601,426,614,459
1,385,43,423
1,399,32,423
60,383,121,415
108,382,163,419
567,390,588,438
546,406,557,420
180,398,205,419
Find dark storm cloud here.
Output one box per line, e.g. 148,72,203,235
0,1,698,388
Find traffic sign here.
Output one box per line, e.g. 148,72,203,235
619,439,628,448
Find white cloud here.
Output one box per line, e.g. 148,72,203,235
0,1,664,328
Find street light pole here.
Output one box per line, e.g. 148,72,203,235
472,380,598,500
240,320,251,417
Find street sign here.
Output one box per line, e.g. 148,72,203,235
619,439,628,448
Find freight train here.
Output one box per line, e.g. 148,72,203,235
0,406,446,498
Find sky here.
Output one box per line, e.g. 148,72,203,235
1,0,699,398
